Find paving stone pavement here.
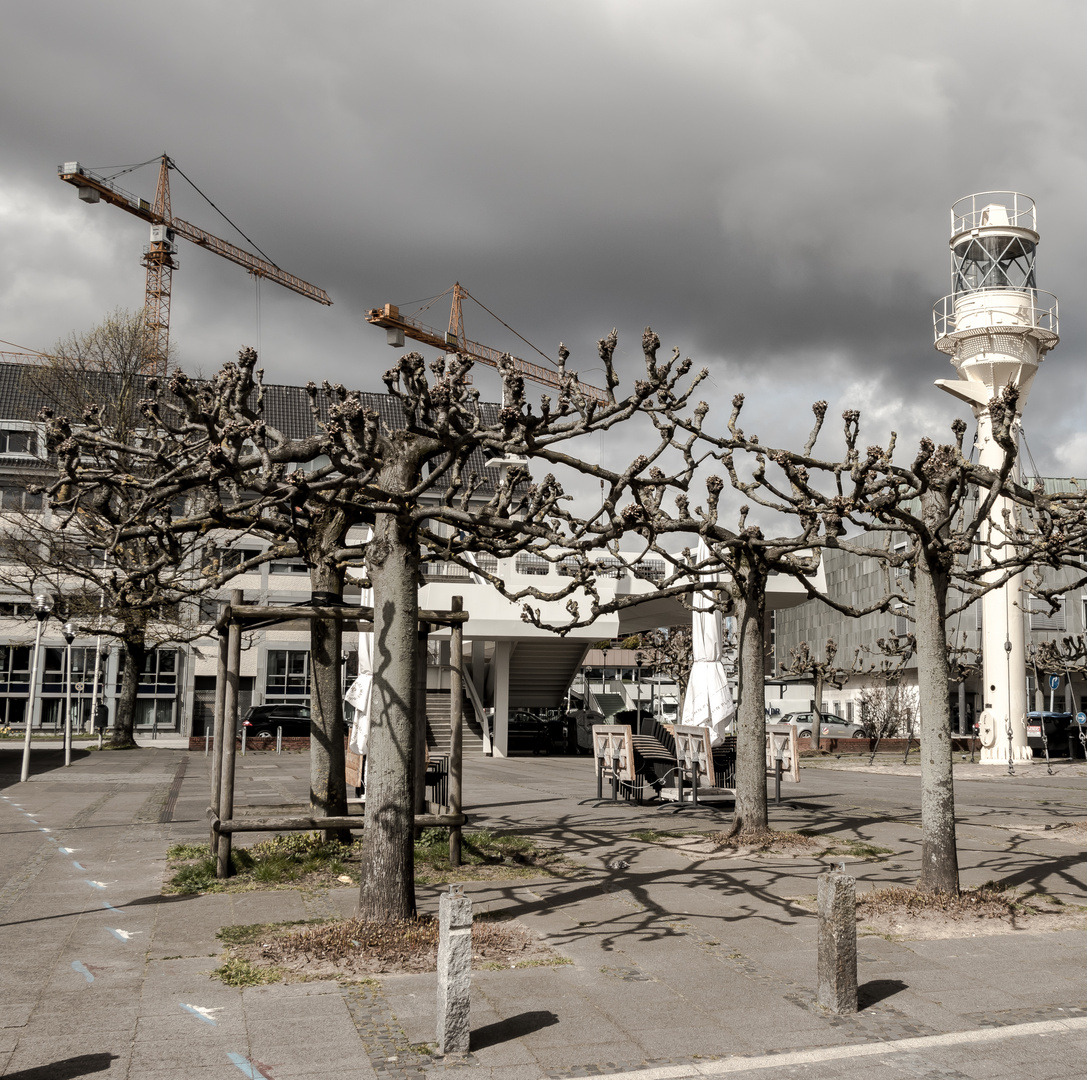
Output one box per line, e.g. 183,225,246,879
3,744,1087,1079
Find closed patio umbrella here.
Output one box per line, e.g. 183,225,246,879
346,586,374,756
679,538,735,745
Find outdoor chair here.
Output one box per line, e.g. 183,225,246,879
659,724,738,805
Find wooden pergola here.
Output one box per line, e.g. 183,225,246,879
208,589,470,878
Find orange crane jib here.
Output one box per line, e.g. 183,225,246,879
365,299,607,404
58,163,332,308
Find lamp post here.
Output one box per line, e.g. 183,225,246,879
635,651,644,729
20,593,54,783
62,622,76,767
600,647,609,711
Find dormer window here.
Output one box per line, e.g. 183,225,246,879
0,429,36,456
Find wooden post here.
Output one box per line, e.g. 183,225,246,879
217,590,243,879
209,628,228,850
448,597,464,866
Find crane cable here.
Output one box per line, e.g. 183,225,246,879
168,158,280,269
460,287,558,368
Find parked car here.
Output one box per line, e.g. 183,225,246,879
240,704,312,738
1026,712,1073,752
775,711,866,740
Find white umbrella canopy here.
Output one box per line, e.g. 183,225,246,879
346,586,374,756
679,539,735,746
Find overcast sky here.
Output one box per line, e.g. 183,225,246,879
4,0,1087,491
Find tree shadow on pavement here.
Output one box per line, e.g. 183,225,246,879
3,1052,119,1079
470,1010,559,1050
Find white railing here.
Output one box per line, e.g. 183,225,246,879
951,191,1036,236
932,290,1059,343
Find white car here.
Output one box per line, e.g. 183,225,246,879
776,712,866,740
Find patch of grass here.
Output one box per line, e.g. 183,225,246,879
216,920,323,946
166,842,210,861
164,831,363,895
413,829,575,884
816,840,895,861
629,829,686,843
210,957,285,988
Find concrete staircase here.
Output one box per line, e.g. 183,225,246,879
425,690,487,756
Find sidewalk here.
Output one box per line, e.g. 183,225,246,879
2,746,1087,1079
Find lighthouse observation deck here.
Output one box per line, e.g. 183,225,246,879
933,190,1058,354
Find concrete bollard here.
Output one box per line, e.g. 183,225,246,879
436,884,472,1055
817,868,858,1014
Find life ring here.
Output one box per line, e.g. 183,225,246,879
977,709,998,748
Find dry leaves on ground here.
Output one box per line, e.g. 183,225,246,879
856,884,1087,940
232,914,567,979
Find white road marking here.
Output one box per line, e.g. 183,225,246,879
572,1015,1087,1080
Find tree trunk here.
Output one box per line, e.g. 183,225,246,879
108,629,144,749
309,561,349,841
733,566,769,832
914,546,959,895
358,505,419,920
812,670,824,752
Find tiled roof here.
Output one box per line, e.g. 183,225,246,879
0,360,512,490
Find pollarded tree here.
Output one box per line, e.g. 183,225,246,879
47,331,709,919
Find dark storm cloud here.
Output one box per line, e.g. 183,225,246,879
3,0,1087,483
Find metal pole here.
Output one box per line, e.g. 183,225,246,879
276,726,282,754
210,628,229,848
64,637,73,767
20,614,47,783
448,596,464,866
775,756,782,805
217,591,243,877
89,643,104,736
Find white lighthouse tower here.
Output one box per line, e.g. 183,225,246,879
933,192,1059,762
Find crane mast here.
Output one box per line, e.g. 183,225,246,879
59,155,331,375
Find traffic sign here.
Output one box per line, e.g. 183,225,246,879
1077,712,1086,726
1049,675,1061,690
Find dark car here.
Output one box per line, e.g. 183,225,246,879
240,704,312,738
1026,711,1073,753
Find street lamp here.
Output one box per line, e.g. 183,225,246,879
20,593,54,783
635,651,644,730
62,622,76,767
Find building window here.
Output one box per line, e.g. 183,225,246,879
0,645,31,694
473,553,498,575
269,558,308,575
594,558,624,579
515,553,550,576
0,484,42,512
631,559,666,582
893,540,909,578
0,429,37,456
0,600,31,617
266,649,310,702
222,547,262,569
1029,595,1066,632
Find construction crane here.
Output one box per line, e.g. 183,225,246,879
366,283,608,403
58,154,331,375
